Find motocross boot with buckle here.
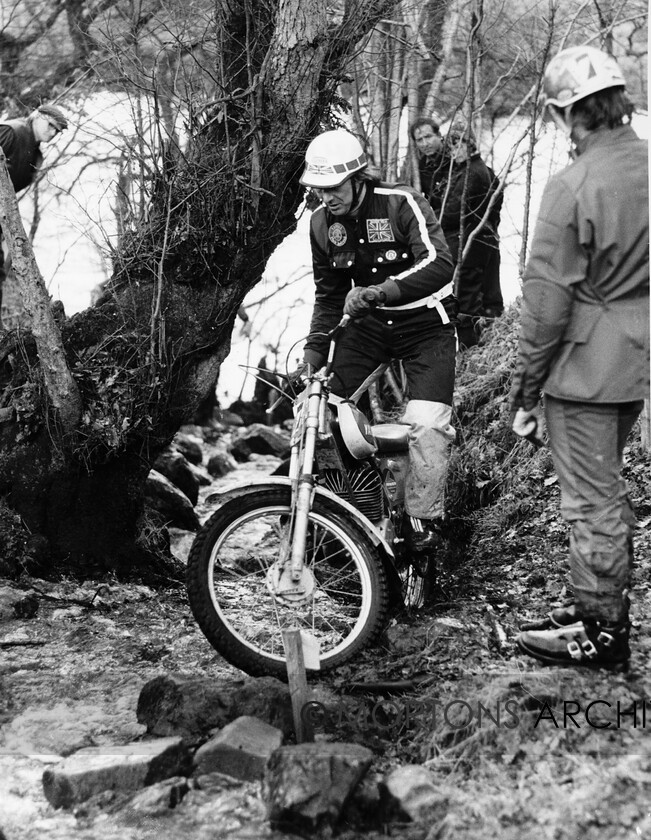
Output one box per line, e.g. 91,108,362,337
516,618,630,669
519,603,583,631
519,592,630,632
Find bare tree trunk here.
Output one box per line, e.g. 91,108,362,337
423,0,463,116
0,149,82,435
641,400,651,451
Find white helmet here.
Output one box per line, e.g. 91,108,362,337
543,46,626,110
300,129,367,189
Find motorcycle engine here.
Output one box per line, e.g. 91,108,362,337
322,465,384,522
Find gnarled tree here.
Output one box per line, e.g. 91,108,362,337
0,0,399,578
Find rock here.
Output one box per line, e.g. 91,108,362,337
229,424,291,462
193,770,246,796
145,470,200,532
193,716,283,781
136,674,294,740
153,448,200,506
215,408,245,427
206,449,238,478
340,771,384,829
0,586,38,621
380,764,447,823
173,431,204,465
126,775,190,815
262,742,373,833
226,400,268,426
188,460,212,486
42,736,191,809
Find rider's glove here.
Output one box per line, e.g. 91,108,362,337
344,280,401,319
286,363,310,390
512,406,543,447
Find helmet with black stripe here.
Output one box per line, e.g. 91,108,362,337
300,129,368,189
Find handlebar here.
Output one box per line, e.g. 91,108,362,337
328,314,351,338
324,315,350,376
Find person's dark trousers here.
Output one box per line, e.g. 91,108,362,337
0,235,5,315
480,244,503,316
544,396,643,624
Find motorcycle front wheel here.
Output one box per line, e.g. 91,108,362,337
186,486,389,679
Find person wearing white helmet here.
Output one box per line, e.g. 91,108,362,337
510,46,649,668
299,127,458,577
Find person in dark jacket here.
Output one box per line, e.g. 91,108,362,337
299,128,457,564
0,103,68,316
429,119,503,348
410,116,447,201
511,46,649,669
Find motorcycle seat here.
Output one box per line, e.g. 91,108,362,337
372,423,410,453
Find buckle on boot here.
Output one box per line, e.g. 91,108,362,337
597,631,615,648
581,639,598,658
567,640,582,659
567,638,597,660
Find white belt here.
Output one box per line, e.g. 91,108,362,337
382,282,454,324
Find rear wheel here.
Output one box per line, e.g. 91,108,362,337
399,561,432,610
186,486,389,679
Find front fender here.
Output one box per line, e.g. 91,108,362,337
204,477,395,560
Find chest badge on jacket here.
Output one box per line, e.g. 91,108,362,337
367,218,394,243
328,223,347,246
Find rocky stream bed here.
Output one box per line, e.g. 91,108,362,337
2,416,651,840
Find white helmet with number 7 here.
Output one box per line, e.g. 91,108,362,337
543,46,626,110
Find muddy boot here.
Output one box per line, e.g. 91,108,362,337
519,603,583,631
517,619,630,669
519,592,630,632
405,517,441,576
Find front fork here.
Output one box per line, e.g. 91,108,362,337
275,380,328,594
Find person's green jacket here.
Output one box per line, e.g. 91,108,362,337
511,124,649,409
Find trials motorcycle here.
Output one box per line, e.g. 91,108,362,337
186,317,435,679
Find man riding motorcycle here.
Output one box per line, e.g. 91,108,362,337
298,127,458,572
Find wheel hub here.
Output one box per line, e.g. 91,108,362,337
266,562,317,604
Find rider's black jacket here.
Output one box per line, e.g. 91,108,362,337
304,178,455,365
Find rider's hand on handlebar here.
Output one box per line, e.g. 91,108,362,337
343,285,387,319
286,363,310,390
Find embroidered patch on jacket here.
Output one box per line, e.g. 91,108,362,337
328,223,347,246
367,218,394,242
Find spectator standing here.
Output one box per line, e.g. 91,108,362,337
429,119,503,347
512,46,649,669
0,103,68,318
410,117,447,201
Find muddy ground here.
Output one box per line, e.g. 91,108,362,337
2,305,651,840
2,438,651,840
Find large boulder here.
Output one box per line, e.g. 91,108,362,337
145,470,200,532
229,424,291,462
0,585,38,620
262,742,374,833
193,716,283,781
153,449,200,506
172,431,204,465
136,674,294,740
42,737,191,809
